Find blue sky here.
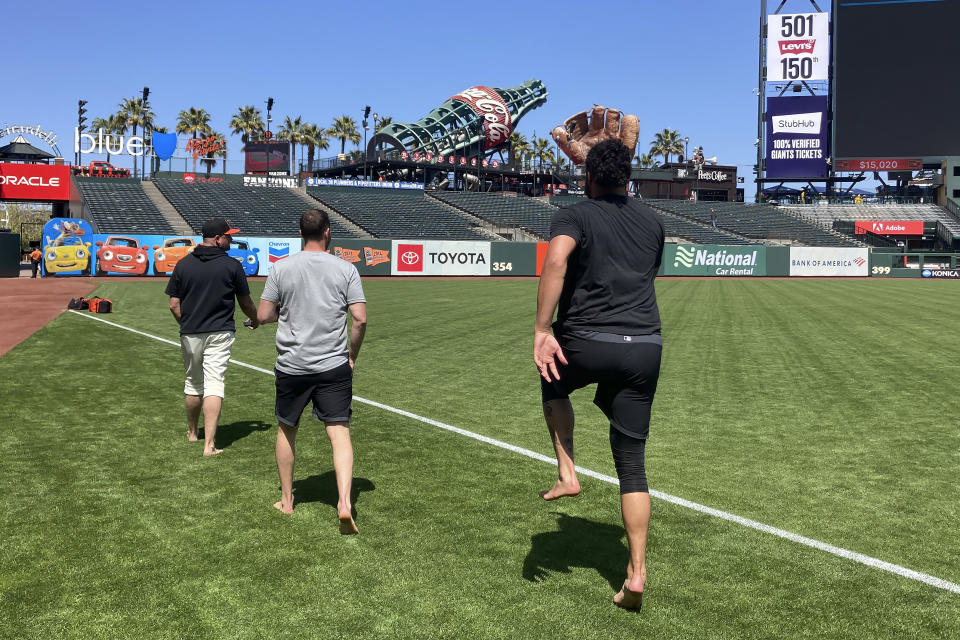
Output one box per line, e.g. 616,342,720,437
2,0,807,198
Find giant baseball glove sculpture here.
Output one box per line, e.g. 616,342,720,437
551,105,639,166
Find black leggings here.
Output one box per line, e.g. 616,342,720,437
610,426,647,495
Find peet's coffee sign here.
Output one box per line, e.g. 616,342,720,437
675,167,731,182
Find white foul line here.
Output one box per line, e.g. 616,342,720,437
66,310,960,595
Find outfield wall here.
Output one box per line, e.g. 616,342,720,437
36,220,958,279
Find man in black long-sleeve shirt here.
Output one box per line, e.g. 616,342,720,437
166,218,259,456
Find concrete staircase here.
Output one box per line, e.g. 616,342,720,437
141,180,193,235
292,188,373,239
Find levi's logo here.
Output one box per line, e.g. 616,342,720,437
397,244,423,272
779,39,815,54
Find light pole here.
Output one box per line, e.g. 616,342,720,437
684,136,690,164
372,112,379,163
362,105,371,181
141,87,150,180
265,97,273,177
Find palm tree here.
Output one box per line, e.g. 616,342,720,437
301,123,329,172
373,116,392,132
553,154,570,172
229,105,265,146
117,97,155,178
176,107,213,172
532,136,554,172
508,132,530,165
328,115,361,155
636,153,659,169
649,129,685,166
200,133,226,176
277,116,308,174
89,116,115,162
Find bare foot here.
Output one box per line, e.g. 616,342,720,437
339,513,359,535
539,479,581,501
202,448,223,457
614,580,644,610
187,431,199,442
273,500,294,515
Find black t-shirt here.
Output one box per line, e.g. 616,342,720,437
550,195,664,336
164,245,250,335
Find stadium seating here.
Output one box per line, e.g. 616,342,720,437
548,195,587,208
306,186,491,239
76,178,176,235
431,191,557,238
781,203,960,236
153,178,362,238
646,200,860,247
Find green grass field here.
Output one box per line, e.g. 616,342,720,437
1,278,959,639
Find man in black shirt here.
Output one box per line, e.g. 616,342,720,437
534,139,664,610
166,218,259,456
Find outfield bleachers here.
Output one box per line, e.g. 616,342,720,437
647,200,859,247
153,178,362,238
306,186,491,239
431,192,556,238
782,203,960,235
77,178,175,235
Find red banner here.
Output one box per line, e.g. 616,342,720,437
835,158,922,172
0,163,70,201
450,86,512,150
854,220,925,235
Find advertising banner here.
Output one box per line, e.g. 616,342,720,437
242,175,298,188
244,237,302,276
328,239,392,276
244,142,289,175
0,163,71,201
390,240,490,276
766,96,828,178
92,233,165,276
41,218,94,276
306,178,424,190
767,12,829,82
789,247,868,277
663,244,766,276
921,269,960,279
490,242,538,276
854,221,924,236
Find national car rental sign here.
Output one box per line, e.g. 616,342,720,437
0,163,71,201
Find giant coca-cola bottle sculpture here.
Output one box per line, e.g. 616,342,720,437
367,79,547,161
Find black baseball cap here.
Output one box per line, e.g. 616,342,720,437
202,218,240,238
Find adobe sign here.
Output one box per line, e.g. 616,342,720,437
0,163,70,200
854,220,924,236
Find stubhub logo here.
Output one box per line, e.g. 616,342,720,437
772,111,822,135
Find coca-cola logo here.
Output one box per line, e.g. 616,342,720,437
450,86,513,150
778,39,815,54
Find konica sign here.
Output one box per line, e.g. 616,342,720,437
390,240,490,276
663,244,766,276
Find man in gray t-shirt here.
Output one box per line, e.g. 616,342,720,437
257,209,367,534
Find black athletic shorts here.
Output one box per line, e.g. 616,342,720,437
540,333,662,439
275,362,353,426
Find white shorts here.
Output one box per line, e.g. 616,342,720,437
180,331,235,398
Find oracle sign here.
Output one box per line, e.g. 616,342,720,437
854,220,925,236
450,86,512,150
0,163,70,200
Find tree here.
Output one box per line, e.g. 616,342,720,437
301,123,329,172
636,153,659,169
89,116,124,163
532,136,554,171
649,129,684,166
199,133,226,176
277,116,308,174
176,107,213,172
508,132,530,165
229,105,265,146
329,115,361,155
1,202,48,251
117,97,155,178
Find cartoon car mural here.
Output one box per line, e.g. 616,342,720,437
228,240,260,275
153,237,197,275
43,236,92,275
95,236,150,276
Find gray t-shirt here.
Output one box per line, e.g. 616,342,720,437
261,251,366,375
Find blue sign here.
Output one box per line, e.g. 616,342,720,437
766,96,828,179
152,132,178,160
922,269,932,278
306,177,425,190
